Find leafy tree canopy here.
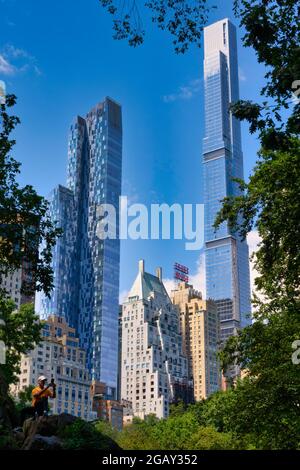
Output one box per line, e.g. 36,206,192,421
0,301,42,387
232,0,300,144
99,0,213,53
0,95,62,299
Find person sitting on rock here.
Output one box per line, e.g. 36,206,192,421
21,375,56,424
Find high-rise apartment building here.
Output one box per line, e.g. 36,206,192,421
1,224,36,310
11,315,93,420
202,19,251,343
121,261,191,420
37,98,122,395
1,267,35,309
171,282,221,401
37,185,75,320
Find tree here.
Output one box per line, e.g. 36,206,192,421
151,411,199,449
60,419,120,450
98,0,213,53
213,0,300,451
94,419,119,441
0,301,42,387
232,0,300,139
0,301,42,434
188,426,234,450
14,384,35,412
0,94,62,300
169,400,187,416
0,94,61,437
215,138,300,303
190,391,235,433
116,415,160,450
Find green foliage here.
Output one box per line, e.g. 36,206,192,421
232,0,300,142
0,93,60,441
169,400,187,416
234,0,300,108
61,419,119,450
226,377,300,450
0,94,62,299
12,384,35,413
116,407,251,450
190,391,235,433
213,1,300,452
116,415,160,450
0,301,42,387
153,412,200,450
188,426,234,450
218,310,300,449
215,137,300,302
0,424,18,450
17,384,34,407
99,0,214,53
94,419,118,441
116,408,249,450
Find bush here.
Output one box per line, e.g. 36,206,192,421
60,419,119,450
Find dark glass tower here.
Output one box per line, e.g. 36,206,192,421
202,19,251,343
38,98,122,395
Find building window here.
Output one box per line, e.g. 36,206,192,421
223,23,226,45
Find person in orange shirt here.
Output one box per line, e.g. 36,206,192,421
31,375,56,415
20,375,56,424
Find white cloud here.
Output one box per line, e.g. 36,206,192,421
238,66,247,82
162,278,176,297
163,252,206,298
0,54,15,75
4,44,31,59
163,78,202,103
119,289,129,305
188,252,206,296
0,44,41,76
163,233,261,306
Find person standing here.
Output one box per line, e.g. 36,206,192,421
20,375,56,424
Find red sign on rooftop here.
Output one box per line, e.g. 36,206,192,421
174,263,189,283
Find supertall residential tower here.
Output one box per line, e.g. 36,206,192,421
38,98,122,396
203,19,251,342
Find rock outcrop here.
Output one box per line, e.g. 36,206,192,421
19,413,121,450
22,413,77,450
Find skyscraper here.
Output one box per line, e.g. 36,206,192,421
38,185,75,320
202,19,251,343
38,98,122,395
121,260,191,419
171,282,221,401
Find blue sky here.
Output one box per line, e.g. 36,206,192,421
0,0,265,299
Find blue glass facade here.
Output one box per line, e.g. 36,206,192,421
203,19,251,342
38,98,122,394
38,185,76,321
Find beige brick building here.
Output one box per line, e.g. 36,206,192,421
11,315,93,420
171,282,221,401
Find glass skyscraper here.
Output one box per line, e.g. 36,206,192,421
38,185,76,321
202,19,251,342
38,98,122,395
